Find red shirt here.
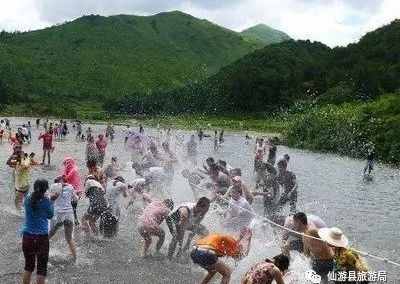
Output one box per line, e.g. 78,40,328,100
96,139,107,154
39,133,53,149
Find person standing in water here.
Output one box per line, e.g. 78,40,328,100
186,134,198,167
86,136,98,165
61,157,82,225
39,129,53,166
363,149,375,175
214,130,219,151
96,134,108,167
219,130,224,145
21,179,56,284
49,177,78,261
277,159,298,213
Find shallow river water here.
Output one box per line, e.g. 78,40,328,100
0,117,399,283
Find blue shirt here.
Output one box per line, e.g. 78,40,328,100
23,194,54,235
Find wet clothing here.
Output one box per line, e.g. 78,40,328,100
224,197,255,231
62,158,82,194
39,133,53,150
195,234,240,257
23,195,54,235
105,180,127,219
22,234,49,276
15,157,32,192
85,179,108,220
190,247,218,269
166,203,207,236
139,200,170,234
312,258,334,278
242,262,276,284
22,194,53,276
284,214,327,253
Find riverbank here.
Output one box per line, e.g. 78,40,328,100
2,92,400,164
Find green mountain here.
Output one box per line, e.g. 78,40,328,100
241,24,291,45
108,19,400,115
0,11,262,108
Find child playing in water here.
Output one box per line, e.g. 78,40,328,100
138,198,174,257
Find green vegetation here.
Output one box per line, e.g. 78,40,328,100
1,11,399,164
0,11,263,108
241,24,291,45
108,19,399,116
285,94,400,164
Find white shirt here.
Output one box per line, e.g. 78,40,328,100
105,180,127,217
50,183,77,214
226,197,255,228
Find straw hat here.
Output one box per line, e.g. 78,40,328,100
318,227,349,248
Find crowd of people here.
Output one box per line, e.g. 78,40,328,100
1,118,372,284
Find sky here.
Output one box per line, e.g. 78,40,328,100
0,0,399,47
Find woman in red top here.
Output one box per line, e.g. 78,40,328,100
39,129,53,165
190,228,252,284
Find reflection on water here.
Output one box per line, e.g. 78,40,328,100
0,117,399,283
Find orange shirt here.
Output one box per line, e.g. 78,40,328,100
196,234,240,257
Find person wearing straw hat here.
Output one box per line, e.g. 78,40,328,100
318,227,369,283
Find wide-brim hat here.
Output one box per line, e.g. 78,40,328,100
318,227,349,248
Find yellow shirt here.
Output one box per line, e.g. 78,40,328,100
15,157,31,190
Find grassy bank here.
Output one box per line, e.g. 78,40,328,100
285,94,400,164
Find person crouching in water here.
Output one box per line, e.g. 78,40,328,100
81,175,108,236
49,176,78,261
190,228,252,284
138,198,174,257
242,254,289,284
166,197,211,260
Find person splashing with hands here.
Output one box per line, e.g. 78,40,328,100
190,227,253,284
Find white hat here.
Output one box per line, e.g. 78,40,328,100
318,227,349,248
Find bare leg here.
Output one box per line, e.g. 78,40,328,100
88,218,98,235
213,261,231,284
47,151,51,165
201,270,217,284
36,274,45,284
155,230,165,252
15,191,24,211
22,271,32,284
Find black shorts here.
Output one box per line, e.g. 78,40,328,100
22,234,49,276
190,247,218,269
